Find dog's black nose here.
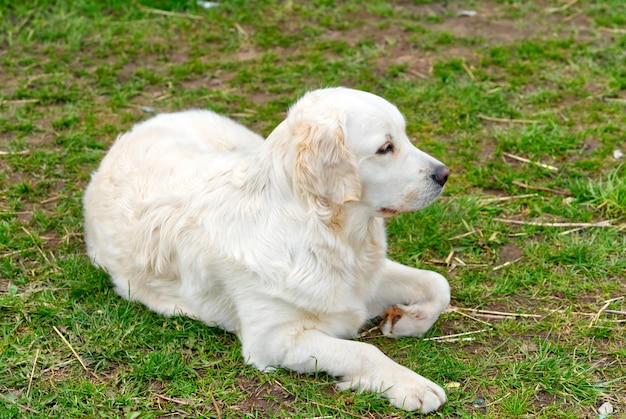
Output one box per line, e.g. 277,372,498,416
431,165,450,187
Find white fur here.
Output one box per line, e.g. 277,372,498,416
84,87,451,413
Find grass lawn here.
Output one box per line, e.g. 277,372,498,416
1,0,625,417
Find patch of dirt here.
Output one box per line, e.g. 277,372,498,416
179,69,237,92
581,137,603,154
230,375,296,416
534,391,559,409
498,242,524,263
328,1,598,82
477,134,498,163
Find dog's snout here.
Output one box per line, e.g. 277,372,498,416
431,165,450,187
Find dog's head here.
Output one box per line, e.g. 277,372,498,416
283,87,448,217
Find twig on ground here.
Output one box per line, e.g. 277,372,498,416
546,0,578,13
492,257,522,271
234,22,249,38
433,337,477,343
484,392,512,407
453,307,541,319
558,227,586,235
512,180,571,195
503,152,559,171
26,348,39,399
494,218,614,228
605,310,626,316
599,27,626,34
153,393,195,405
0,99,39,106
448,230,478,240
564,10,583,22
461,61,475,81
478,114,538,124
0,149,30,155
52,326,101,382
138,4,203,19
40,194,68,204
423,329,488,342
480,194,538,205
450,309,494,328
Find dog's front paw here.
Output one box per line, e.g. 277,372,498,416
381,303,443,338
339,368,446,413
385,373,447,413
338,363,446,413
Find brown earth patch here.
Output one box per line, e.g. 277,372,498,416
498,242,524,263
352,1,598,81
230,374,296,416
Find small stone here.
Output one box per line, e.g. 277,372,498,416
458,10,478,17
598,401,614,418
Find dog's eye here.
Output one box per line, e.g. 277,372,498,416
376,142,394,155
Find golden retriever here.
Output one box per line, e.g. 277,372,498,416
84,87,451,413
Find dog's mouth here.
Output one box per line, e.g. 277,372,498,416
378,208,399,217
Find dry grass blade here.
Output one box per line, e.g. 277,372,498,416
492,257,522,271
451,309,494,327
589,297,625,327
52,326,101,382
599,27,626,34
0,149,30,156
234,23,249,38
153,393,196,405
210,393,222,419
138,4,203,19
546,0,578,13
480,194,538,206
494,218,614,228
461,61,475,81
512,180,571,195
478,114,538,124
484,392,512,407
423,329,489,341
448,230,478,240
26,348,39,399
503,152,559,171
0,98,39,105
453,307,541,319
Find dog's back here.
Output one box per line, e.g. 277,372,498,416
83,111,264,319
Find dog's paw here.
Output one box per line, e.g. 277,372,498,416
385,373,447,413
338,368,446,413
380,304,443,338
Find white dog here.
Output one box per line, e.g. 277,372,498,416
84,87,451,413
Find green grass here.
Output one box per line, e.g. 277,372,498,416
1,0,625,417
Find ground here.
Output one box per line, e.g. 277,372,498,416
0,0,625,418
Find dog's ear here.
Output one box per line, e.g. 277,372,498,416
293,118,361,207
